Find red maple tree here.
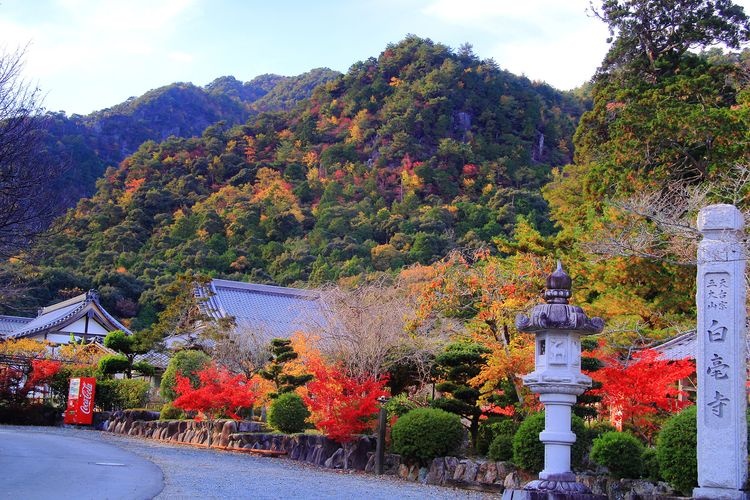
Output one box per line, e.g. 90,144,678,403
303,358,388,467
588,347,694,442
0,358,61,404
173,363,257,421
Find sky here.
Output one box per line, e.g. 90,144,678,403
2,0,749,116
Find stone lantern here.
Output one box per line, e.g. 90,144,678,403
503,262,604,499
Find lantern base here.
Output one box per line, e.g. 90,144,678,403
502,479,606,500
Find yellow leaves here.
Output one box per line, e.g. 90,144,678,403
389,76,403,87
0,338,51,358
303,151,319,168
252,168,305,223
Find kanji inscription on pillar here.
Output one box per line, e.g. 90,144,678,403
694,204,747,499
702,272,732,430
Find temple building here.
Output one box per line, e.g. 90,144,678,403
0,290,131,344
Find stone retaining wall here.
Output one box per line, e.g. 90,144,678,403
102,411,684,497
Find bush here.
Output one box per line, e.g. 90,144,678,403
160,350,211,401
159,402,185,420
641,447,661,482
96,379,150,411
512,412,588,472
0,402,60,425
477,418,518,456
391,408,464,465
267,392,310,434
488,433,515,461
385,393,419,419
656,406,697,495
590,431,644,478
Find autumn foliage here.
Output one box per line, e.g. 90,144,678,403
172,363,257,420
588,347,694,442
0,358,62,404
303,358,388,444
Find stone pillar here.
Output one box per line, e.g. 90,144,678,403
502,262,605,500
694,204,748,499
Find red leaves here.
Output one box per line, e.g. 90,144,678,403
172,363,257,420
588,348,694,440
303,358,388,444
0,358,61,403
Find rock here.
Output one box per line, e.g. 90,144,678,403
425,458,445,485
481,462,498,484
462,460,479,483
475,461,489,483
444,456,459,479
418,467,429,483
453,462,466,481
324,448,344,469
407,465,419,481
398,464,409,479
504,471,523,489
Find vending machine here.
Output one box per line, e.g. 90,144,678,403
63,377,96,425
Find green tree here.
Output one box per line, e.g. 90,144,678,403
258,338,312,399
99,330,154,379
430,341,491,448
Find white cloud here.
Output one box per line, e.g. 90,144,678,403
422,0,610,88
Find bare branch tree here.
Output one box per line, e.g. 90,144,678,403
0,46,65,258
310,277,444,387
584,167,750,266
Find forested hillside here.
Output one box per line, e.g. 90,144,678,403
37,69,340,207
11,36,587,326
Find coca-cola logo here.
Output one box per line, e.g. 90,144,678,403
80,382,94,415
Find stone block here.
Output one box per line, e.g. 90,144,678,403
504,471,522,489
453,462,466,481
462,460,479,483
481,462,498,484
398,464,409,479
425,458,445,485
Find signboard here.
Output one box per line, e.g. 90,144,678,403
63,377,96,425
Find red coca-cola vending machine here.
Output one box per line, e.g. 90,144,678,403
64,377,96,425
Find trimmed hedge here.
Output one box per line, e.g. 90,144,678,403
391,408,464,465
590,431,644,478
96,379,150,411
268,392,309,434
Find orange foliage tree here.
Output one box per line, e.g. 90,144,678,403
588,347,694,443
303,358,388,468
413,240,553,411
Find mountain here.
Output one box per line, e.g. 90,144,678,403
15,36,588,327
38,69,341,208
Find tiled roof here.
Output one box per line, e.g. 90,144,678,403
652,331,696,360
0,315,33,337
4,290,132,340
192,279,324,341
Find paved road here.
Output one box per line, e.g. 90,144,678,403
0,426,163,499
1,426,491,499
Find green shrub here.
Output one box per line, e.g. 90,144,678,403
96,379,151,411
590,431,644,478
512,412,588,472
656,406,697,495
267,392,310,433
477,418,518,456
641,447,661,482
160,350,211,401
584,420,616,443
488,433,514,461
391,408,464,465
385,394,419,419
159,402,185,420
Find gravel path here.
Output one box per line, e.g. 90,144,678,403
7,426,493,499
